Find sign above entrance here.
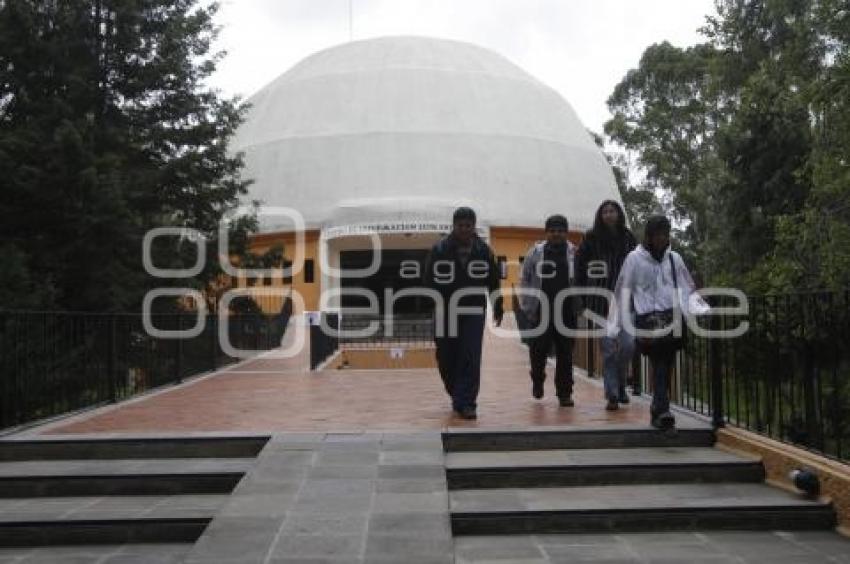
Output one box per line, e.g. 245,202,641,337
322,222,486,240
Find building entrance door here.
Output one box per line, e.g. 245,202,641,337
339,249,430,316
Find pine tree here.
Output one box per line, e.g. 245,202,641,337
0,1,251,311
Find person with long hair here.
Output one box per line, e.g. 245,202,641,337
575,200,637,411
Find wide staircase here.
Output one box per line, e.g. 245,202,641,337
0,435,267,556
443,426,836,536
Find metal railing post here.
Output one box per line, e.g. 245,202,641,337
710,312,724,429
108,315,117,403
175,314,183,384
210,314,218,370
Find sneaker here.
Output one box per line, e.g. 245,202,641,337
559,396,574,407
651,411,676,433
605,397,619,411
618,394,630,404
457,407,477,420
658,411,675,428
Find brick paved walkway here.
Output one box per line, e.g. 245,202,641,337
38,320,696,435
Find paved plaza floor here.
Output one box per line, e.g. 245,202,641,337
32,324,671,436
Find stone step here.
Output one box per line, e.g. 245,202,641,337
0,458,254,497
445,447,763,489
0,436,269,461
449,483,835,535
454,531,850,563
0,474,244,498
0,518,210,547
0,542,194,562
0,494,227,547
442,427,715,452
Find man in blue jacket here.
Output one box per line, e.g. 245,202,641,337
424,207,503,420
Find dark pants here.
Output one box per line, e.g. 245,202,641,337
435,314,486,412
648,348,676,419
529,321,574,400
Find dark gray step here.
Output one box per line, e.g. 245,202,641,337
454,531,850,563
446,447,763,489
0,518,210,546
0,494,226,547
0,458,253,497
0,473,244,497
450,483,835,535
0,436,269,461
0,458,255,477
0,542,194,561
443,427,715,452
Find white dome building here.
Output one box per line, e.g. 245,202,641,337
229,36,622,317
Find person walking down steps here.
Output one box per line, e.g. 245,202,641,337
609,215,709,433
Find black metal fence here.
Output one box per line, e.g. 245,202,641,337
528,289,850,462
338,314,434,347
307,313,435,369
0,311,285,430
309,313,339,370
616,291,850,462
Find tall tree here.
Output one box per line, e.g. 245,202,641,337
605,41,732,279
0,1,251,311
605,0,849,291
751,0,850,291
588,129,662,237
706,0,823,287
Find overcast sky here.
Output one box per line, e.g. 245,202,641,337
209,0,717,135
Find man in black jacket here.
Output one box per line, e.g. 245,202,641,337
424,207,503,420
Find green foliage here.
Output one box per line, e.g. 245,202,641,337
605,41,732,277
0,243,56,309
605,0,850,291
0,1,252,312
588,129,662,236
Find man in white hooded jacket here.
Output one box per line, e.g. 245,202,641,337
608,215,710,431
